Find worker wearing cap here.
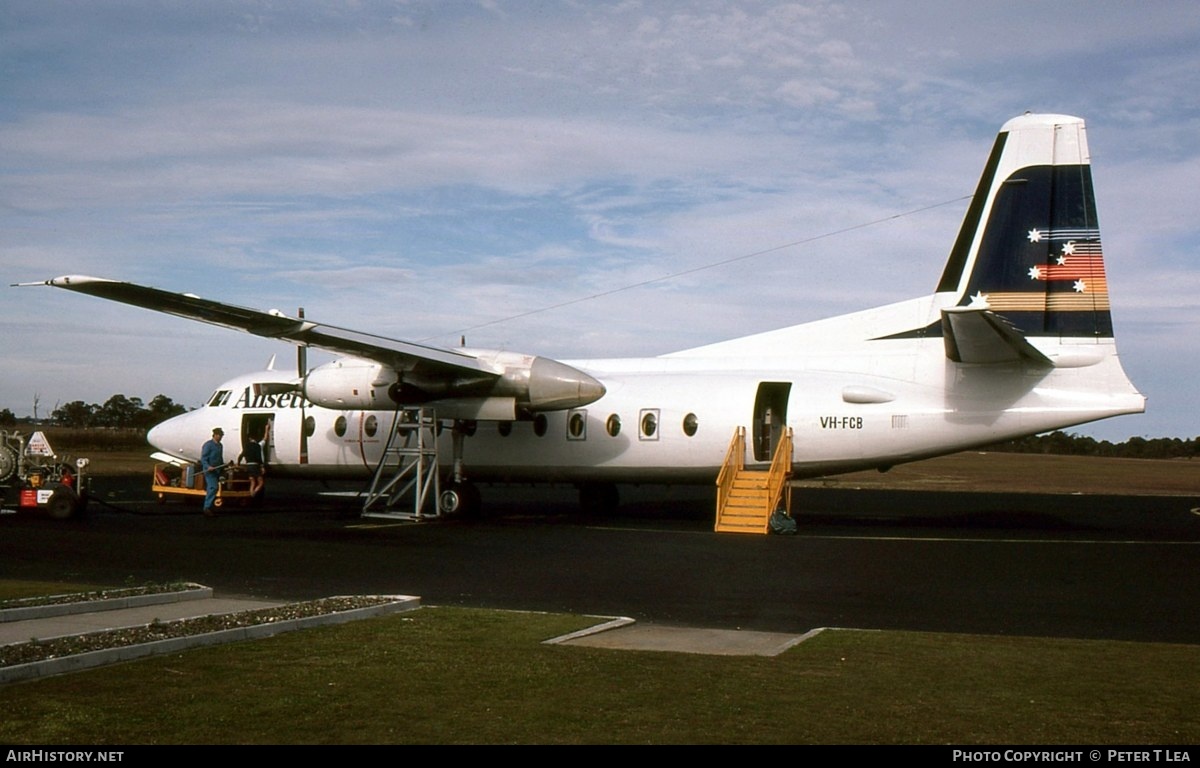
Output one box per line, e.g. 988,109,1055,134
200,427,225,516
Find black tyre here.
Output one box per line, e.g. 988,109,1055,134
46,487,79,520
439,481,481,517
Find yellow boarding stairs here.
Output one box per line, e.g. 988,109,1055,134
715,426,794,534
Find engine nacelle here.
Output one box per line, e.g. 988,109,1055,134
302,359,398,409
302,352,605,413
466,350,606,411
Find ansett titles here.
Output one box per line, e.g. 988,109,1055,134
232,388,312,410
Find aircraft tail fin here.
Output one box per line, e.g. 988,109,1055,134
936,113,1112,340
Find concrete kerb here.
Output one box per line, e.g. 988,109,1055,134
543,615,636,645
0,595,420,685
0,584,212,623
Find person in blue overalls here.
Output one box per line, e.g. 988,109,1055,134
200,427,225,516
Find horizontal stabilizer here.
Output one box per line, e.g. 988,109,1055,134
941,307,1052,365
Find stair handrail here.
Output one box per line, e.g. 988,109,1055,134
764,427,794,518
715,426,746,515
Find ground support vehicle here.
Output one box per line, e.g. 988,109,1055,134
0,430,91,519
152,461,255,508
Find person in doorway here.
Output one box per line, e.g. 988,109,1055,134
238,428,266,498
200,427,225,516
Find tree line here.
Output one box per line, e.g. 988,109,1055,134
984,431,1198,460
0,394,187,431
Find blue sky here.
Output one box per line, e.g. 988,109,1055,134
2,1,1198,441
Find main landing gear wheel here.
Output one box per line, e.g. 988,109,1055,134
439,481,481,518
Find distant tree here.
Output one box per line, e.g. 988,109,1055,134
96,394,144,428
0,408,15,428
52,401,96,428
139,394,187,428
1121,436,1148,459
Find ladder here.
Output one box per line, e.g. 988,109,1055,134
714,426,793,534
361,407,442,521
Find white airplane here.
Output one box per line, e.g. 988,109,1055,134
27,113,1145,517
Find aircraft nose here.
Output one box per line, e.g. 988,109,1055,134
146,419,174,454
147,411,202,458
146,421,166,451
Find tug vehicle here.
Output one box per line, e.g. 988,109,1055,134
0,430,91,519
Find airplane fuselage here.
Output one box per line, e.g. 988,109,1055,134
148,304,1142,487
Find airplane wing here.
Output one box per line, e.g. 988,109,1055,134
941,306,1053,366
36,275,486,373
24,275,604,414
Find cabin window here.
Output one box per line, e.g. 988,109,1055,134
364,414,378,437
304,415,316,437
567,410,586,440
533,414,548,437
334,416,347,437
639,409,659,441
498,421,512,437
606,414,621,437
683,413,698,437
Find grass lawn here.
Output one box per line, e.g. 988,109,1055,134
0,605,1195,744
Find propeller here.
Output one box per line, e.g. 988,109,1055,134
298,307,309,465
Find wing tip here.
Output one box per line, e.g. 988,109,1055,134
11,275,118,288
48,275,117,287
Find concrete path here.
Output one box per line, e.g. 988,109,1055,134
0,588,421,684
548,616,814,656
0,597,280,646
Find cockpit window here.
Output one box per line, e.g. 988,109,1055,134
208,390,232,407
